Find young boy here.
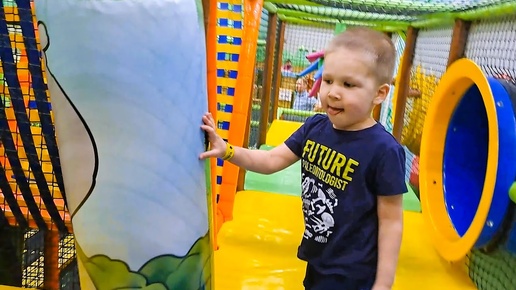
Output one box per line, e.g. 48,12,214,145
200,27,407,290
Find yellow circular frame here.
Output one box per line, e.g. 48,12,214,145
419,58,499,262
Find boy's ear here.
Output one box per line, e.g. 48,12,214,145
373,83,390,105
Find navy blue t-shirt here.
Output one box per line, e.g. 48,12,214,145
284,114,407,280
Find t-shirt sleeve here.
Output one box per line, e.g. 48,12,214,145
284,122,307,157
373,144,408,196
284,114,321,157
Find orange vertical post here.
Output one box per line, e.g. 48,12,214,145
218,0,264,222
392,27,418,142
447,19,471,68
43,230,60,290
271,21,285,122
257,12,278,147
203,0,221,250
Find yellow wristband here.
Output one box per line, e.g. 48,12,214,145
222,142,235,160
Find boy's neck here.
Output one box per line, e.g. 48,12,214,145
333,116,377,131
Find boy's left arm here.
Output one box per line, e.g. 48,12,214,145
373,194,403,290
371,144,407,290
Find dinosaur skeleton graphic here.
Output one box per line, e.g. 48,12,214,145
301,175,338,243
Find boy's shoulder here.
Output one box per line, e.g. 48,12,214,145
301,113,330,130
305,113,328,124
369,124,403,151
355,123,404,163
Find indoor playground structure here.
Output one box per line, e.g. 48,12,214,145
0,0,515,289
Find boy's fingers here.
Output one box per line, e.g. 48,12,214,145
199,150,219,160
207,116,215,128
201,124,215,134
202,115,216,129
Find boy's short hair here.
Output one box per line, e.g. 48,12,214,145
325,27,396,85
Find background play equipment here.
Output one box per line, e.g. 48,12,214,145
506,214,516,254
510,182,516,203
296,53,324,97
420,58,516,262
34,0,213,289
294,24,348,98
444,78,516,249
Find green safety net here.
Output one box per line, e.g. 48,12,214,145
265,0,516,29
305,0,512,15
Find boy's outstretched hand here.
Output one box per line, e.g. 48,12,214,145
199,112,227,160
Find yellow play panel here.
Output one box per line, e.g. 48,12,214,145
265,120,302,147
214,190,477,289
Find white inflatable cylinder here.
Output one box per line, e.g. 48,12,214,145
34,1,213,289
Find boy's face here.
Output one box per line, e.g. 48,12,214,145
319,47,389,130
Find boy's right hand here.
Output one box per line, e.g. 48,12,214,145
199,112,227,160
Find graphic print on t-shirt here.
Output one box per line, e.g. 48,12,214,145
301,139,360,244
301,176,339,243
